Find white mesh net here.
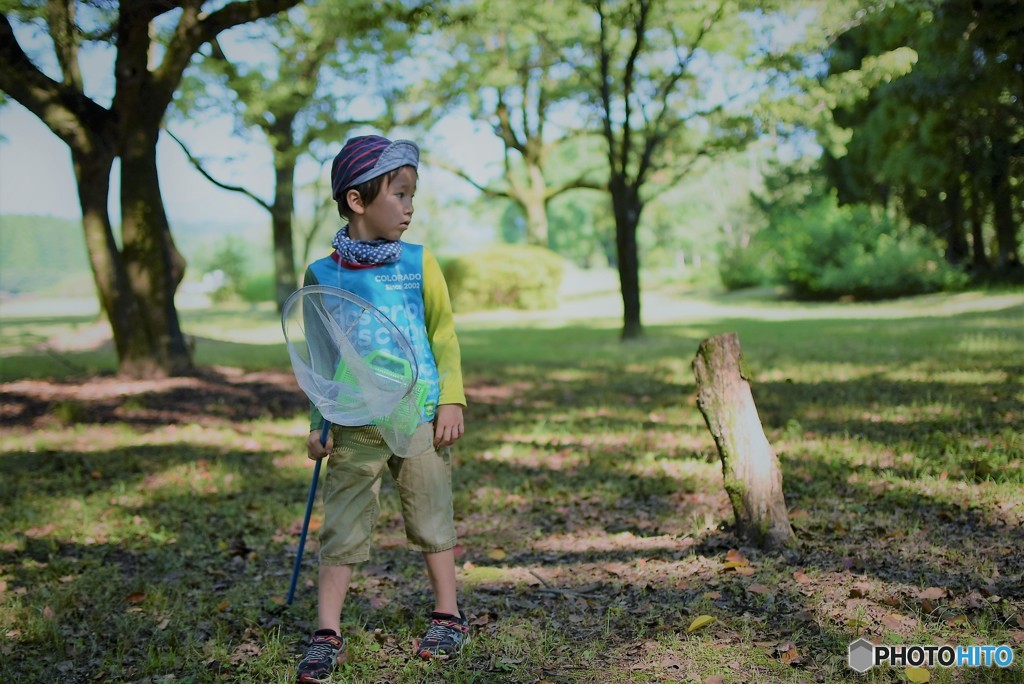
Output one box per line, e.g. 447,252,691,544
282,285,429,457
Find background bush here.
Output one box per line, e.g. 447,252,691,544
442,245,565,312
718,240,773,291
239,272,275,304
771,195,967,299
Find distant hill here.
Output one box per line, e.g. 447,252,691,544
0,213,272,298
0,214,92,295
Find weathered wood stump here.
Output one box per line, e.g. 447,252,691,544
692,333,795,548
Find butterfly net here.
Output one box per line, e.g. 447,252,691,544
282,285,429,457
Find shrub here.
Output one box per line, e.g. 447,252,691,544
239,272,275,304
718,241,772,291
442,245,565,312
773,196,967,300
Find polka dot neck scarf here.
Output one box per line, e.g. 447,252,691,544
331,226,402,265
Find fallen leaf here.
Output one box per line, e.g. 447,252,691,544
687,615,716,633
945,615,969,628
702,676,725,684
487,548,507,561
747,583,770,594
722,561,748,570
881,613,905,631
42,606,55,619
735,566,756,577
125,592,146,605
269,596,285,605
726,549,748,564
705,591,722,600
216,600,231,612
227,641,261,665
779,643,801,665
369,595,390,609
156,618,170,630
905,666,930,682
965,591,987,609
793,569,812,584
1009,631,1024,645
918,587,948,600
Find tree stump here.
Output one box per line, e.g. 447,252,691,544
692,333,795,548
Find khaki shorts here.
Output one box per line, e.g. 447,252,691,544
319,423,456,565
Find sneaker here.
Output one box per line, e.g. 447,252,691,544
416,610,470,660
297,630,345,683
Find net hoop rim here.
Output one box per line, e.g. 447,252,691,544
281,284,420,399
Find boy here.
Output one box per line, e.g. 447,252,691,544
296,135,469,683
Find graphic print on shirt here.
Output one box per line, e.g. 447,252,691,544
307,243,441,422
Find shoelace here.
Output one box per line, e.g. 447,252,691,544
305,640,338,663
424,620,462,643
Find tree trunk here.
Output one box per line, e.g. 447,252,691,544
944,178,968,266
71,146,153,365
120,124,193,377
611,178,643,339
990,121,1021,271
968,181,989,272
523,163,549,247
271,128,299,312
692,333,795,548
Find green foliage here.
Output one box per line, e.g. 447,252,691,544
773,195,968,299
199,238,249,303
442,245,565,311
238,272,276,304
818,0,1024,269
717,241,773,291
0,215,93,295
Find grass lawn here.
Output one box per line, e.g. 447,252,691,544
1,288,1022,683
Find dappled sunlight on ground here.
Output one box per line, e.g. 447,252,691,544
2,289,1022,682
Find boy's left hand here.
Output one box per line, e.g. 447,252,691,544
433,404,464,449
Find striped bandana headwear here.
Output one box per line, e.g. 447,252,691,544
329,135,420,265
330,135,420,201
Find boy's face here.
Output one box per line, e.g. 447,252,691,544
352,165,417,242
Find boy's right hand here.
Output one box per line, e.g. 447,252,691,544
307,429,333,461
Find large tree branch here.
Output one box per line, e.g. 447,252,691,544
0,14,110,150
618,0,650,176
494,89,527,155
593,1,619,177
424,154,514,200
164,126,272,212
636,1,725,188
154,0,301,104
46,0,82,89
546,174,606,199
644,148,709,201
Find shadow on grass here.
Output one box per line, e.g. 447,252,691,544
2,301,1022,681
1,441,339,681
